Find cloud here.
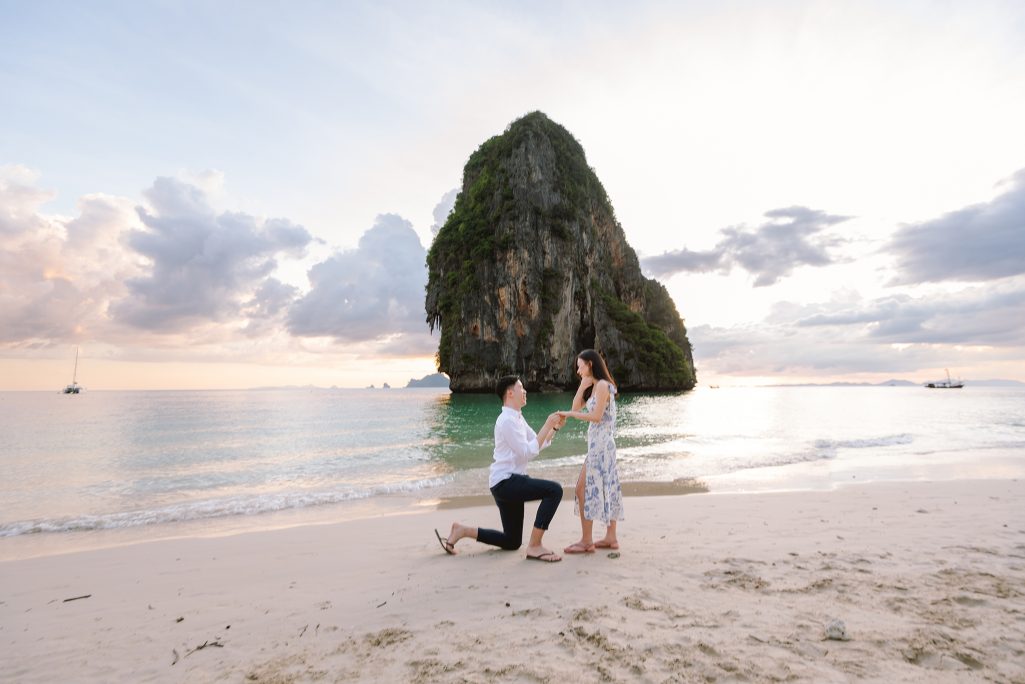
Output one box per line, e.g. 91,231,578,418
0,165,55,240
110,177,312,332
0,168,139,345
239,278,300,338
382,333,438,356
287,213,429,344
641,248,722,277
430,188,458,235
693,320,941,377
693,323,914,376
888,168,1025,284
798,283,1025,347
351,330,439,359
642,206,851,286
693,281,1025,377
0,170,434,360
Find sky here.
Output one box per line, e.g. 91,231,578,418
2,0,1024,389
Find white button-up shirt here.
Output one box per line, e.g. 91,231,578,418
489,406,551,488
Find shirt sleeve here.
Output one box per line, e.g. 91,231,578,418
499,414,541,462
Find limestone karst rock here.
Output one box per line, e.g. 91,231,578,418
426,112,696,392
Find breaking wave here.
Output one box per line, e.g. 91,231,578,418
814,434,914,452
0,476,451,537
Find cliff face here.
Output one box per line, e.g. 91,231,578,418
426,112,696,392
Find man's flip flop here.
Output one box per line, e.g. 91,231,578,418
526,552,561,563
434,528,456,555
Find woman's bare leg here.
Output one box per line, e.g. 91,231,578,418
595,520,619,549
564,466,594,553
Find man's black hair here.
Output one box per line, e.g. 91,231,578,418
495,375,520,401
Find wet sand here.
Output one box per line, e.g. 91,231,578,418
431,478,708,510
2,479,1024,682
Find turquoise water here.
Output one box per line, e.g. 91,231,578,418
1,386,1023,545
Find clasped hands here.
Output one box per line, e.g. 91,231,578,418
546,376,594,432
546,413,567,431
552,376,593,423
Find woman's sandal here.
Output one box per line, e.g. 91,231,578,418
563,542,596,554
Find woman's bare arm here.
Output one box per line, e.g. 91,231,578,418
560,380,610,423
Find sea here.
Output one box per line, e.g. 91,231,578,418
2,385,1023,559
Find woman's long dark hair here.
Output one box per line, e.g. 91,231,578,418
578,349,616,402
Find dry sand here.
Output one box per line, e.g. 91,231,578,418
2,479,1024,683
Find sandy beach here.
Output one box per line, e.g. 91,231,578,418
3,479,1024,683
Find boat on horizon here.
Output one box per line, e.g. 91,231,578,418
62,347,82,394
925,368,963,389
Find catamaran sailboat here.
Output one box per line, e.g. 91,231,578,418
925,368,963,389
62,347,82,394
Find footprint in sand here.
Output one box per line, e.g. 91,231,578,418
952,595,986,607
364,627,413,648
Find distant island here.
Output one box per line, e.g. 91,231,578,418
766,380,918,387
764,379,1024,388
406,373,451,389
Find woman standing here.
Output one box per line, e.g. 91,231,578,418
558,349,623,553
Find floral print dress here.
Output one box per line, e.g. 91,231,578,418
577,383,624,523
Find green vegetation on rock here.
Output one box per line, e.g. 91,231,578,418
595,282,695,388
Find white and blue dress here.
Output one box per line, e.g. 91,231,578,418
578,383,624,523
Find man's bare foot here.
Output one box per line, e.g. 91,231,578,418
563,540,596,554
525,545,561,562
594,538,619,549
